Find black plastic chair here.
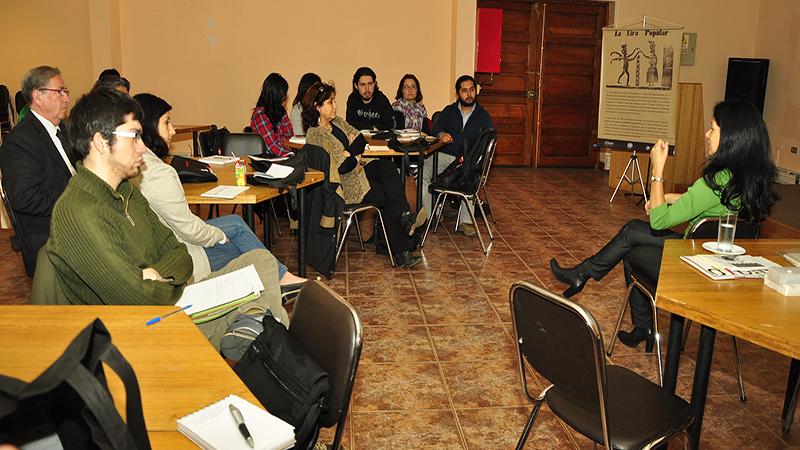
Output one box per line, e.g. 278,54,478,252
510,281,693,450
421,129,497,254
289,280,362,450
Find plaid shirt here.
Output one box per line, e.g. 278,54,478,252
250,107,294,156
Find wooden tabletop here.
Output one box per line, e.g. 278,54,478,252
656,239,800,360
0,305,259,447
181,159,324,205
289,135,444,157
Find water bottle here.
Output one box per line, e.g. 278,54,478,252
234,159,246,187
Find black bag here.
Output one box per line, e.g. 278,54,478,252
0,319,150,450
169,155,218,183
234,314,330,449
247,153,308,211
198,125,230,157
431,128,496,193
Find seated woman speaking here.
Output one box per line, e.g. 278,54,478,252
550,100,777,349
132,93,306,289
301,82,427,268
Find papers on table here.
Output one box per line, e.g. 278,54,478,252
175,265,264,322
177,394,295,450
680,254,781,281
780,250,800,267
289,136,306,145
364,143,391,152
201,185,250,199
253,163,293,180
198,155,239,165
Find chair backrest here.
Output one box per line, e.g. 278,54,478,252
1,177,19,233
688,216,760,239
222,132,267,157
392,110,405,130
475,132,497,195
289,280,362,449
510,281,611,445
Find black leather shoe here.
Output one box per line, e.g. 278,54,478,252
395,251,423,268
400,207,428,236
549,258,590,298
617,327,655,352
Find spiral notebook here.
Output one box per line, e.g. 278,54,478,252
177,394,295,450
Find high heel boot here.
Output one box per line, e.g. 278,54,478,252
549,258,591,298
617,327,655,352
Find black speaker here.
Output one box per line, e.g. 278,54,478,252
724,58,769,114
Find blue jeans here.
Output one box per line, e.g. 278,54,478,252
203,215,288,280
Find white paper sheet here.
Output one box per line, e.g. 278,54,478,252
175,265,264,316
200,185,250,199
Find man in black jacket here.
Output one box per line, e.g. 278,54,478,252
346,67,395,130
0,66,76,276
425,75,492,236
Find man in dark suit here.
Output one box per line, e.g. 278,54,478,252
0,66,76,276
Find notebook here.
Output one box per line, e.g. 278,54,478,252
177,394,295,450
175,264,264,323
201,185,250,199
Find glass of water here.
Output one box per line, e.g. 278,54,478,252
717,213,738,252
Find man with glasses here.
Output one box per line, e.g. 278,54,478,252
44,89,287,349
0,66,77,276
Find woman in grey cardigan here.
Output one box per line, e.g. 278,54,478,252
302,82,426,268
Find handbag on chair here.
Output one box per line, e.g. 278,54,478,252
0,319,151,450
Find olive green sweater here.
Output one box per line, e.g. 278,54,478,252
649,170,736,236
47,162,192,305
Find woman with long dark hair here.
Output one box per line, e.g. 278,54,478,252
302,82,427,267
133,93,306,291
550,100,777,349
251,73,293,156
289,72,321,134
392,74,428,132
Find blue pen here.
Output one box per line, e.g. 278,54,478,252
146,304,192,326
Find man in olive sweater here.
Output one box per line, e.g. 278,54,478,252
46,89,287,348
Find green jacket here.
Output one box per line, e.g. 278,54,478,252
650,170,736,236
47,162,192,305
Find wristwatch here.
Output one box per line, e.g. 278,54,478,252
650,175,664,183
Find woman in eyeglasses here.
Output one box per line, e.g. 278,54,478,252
131,93,306,292
392,74,429,132
549,100,777,349
301,82,427,268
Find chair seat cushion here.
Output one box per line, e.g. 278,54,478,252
546,365,692,450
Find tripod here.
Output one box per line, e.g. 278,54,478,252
609,150,649,203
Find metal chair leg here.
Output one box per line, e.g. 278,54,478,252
421,192,446,247
732,337,747,402
463,195,489,254
269,199,282,238
433,193,447,232
353,215,365,251
374,210,395,267
607,282,635,356
649,294,664,386
515,400,543,450
334,214,354,266
475,197,494,241
481,186,497,224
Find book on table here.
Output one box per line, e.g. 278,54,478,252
680,254,782,281
177,394,295,450
175,264,264,324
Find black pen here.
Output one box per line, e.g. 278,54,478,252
229,403,254,448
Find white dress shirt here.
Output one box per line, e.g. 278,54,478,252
30,109,76,175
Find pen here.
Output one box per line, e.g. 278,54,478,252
229,403,254,448
145,304,192,326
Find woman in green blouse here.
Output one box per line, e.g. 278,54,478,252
550,100,777,349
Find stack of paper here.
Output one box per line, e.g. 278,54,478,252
199,155,239,165
176,264,264,323
177,394,295,450
680,254,781,280
253,163,293,180
288,136,306,145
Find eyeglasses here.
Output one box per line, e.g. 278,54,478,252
38,87,70,97
112,130,142,144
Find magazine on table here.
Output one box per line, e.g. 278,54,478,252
680,254,782,281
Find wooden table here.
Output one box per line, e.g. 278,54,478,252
656,239,800,448
173,125,212,157
182,160,324,277
0,305,260,448
290,135,445,211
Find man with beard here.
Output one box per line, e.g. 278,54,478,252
44,89,287,349
0,66,77,276
424,75,492,236
346,67,395,130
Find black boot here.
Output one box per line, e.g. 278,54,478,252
617,327,655,352
395,251,423,268
549,258,591,298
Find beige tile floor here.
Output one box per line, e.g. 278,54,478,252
2,167,798,449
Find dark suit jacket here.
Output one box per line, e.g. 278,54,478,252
0,114,73,276
432,101,493,157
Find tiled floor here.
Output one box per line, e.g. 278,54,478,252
2,167,798,449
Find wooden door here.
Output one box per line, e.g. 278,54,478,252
475,1,538,166
535,1,608,167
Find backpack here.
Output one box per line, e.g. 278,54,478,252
233,314,330,449
198,125,230,157
0,319,150,450
432,128,496,193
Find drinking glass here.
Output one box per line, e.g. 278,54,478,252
717,213,738,252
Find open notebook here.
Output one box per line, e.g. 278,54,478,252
177,394,295,450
